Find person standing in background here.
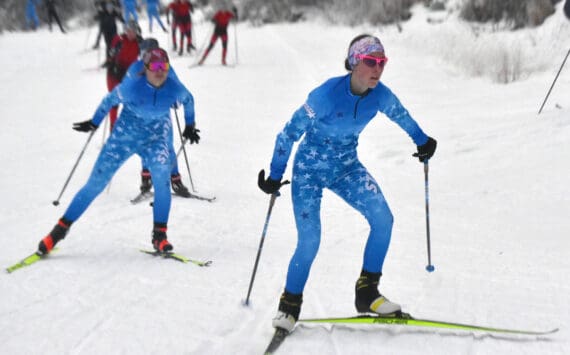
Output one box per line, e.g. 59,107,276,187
103,20,142,131
25,0,41,31
166,0,195,55
45,0,66,33
122,0,139,23
93,0,124,51
145,0,168,33
198,5,237,65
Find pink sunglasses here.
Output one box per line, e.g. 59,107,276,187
146,61,170,72
356,54,388,68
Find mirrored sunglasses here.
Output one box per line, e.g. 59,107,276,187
146,61,170,72
356,54,388,68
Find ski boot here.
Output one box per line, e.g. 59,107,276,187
38,218,71,255
355,270,401,315
152,224,173,252
272,291,302,333
171,174,191,197
140,169,152,193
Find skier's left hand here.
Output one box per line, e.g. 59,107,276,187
414,136,437,162
183,124,200,144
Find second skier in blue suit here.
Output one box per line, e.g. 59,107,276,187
38,48,201,255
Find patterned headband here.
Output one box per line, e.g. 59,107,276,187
347,36,384,69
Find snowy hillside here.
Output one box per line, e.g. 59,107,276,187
0,4,569,355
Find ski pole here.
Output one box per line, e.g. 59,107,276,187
173,107,196,192
538,47,570,114
233,20,238,65
52,130,96,206
101,115,108,146
191,24,213,66
244,192,280,306
421,160,434,272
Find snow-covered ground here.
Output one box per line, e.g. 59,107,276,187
1,4,569,355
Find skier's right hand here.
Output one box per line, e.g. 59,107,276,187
258,169,290,195
72,120,98,132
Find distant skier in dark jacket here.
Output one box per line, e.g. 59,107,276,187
45,0,66,33
93,0,124,50
198,6,237,66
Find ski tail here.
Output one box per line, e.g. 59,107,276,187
299,314,559,336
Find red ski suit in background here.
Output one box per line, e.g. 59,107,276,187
106,34,140,129
167,0,194,52
199,9,236,65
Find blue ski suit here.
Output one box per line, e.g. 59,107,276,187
145,0,166,32
26,0,40,30
63,73,195,225
268,74,429,294
122,0,138,22
125,60,184,175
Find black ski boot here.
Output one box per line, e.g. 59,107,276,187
171,174,191,197
272,290,302,333
152,223,173,252
140,169,152,193
38,218,72,255
355,270,401,315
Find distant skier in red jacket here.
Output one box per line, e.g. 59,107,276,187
198,6,237,66
104,20,141,130
166,0,195,55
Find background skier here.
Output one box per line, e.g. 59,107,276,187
198,5,237,65
145,0,167,33
103,20,142,130
45,0,66,33
93,0,124,51
166,0,195,55
25,0,41,30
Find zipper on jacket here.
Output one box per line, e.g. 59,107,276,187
353,97,361,119
353,89,371,119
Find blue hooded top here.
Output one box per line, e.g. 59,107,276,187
90,68,195,127
269,74,428,180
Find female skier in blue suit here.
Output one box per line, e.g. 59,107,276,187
258,34,437,332
38,48,201,255
125,38,194,197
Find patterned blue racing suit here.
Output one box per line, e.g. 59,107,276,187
125,60,184,176
62,73,195,225
268,74,429,294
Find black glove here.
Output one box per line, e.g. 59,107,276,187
414,136,437,162
72,120,98,132
258,169,290,194
183,124,200,144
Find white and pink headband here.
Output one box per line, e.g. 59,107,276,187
347,36,384,69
